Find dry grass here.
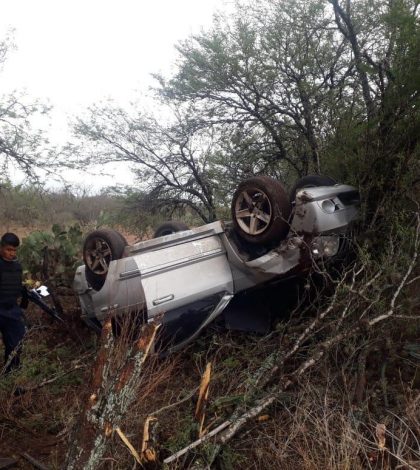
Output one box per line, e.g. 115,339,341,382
0,311,418,469
223,371,419,470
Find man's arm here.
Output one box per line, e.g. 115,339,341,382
20,286,29,309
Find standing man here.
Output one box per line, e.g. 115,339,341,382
0,232,27,374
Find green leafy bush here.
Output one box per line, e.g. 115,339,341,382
19,224,83,287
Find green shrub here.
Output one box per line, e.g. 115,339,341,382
19,224,83,287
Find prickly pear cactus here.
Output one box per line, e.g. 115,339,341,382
19,224,83,287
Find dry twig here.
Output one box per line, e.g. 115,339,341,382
115,427,141,465
195,362,212,437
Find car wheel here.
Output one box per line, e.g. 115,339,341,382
290,175,336,201
231,176,291,244
83,229,127,290
153,221,190,238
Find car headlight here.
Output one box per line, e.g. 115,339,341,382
321,199,337,213
311,236,340,258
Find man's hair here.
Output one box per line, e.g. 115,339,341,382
1,232,20,247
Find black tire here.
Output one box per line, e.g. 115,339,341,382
231,176,291,245
85,268,107,291
115,230,129,248
153,221,190,238
83,229,127,290
290,175,336,202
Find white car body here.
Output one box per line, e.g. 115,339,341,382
74,184,359,349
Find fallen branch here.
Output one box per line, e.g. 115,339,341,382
21,453,50,470
163,421,231,464
195,362,212,437
115,427,141,465
140,416,158,463
64,317,160,470
148,386,199,417
23,364,87,392
252,267,354,392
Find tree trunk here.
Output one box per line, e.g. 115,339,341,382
329,0,375,120
64,318,159,470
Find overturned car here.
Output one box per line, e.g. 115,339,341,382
73,175,359,350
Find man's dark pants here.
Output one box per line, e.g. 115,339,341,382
0,306,26,373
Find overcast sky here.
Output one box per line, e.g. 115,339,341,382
0,0,229,189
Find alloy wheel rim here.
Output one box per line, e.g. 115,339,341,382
234,188,272,235
85,238,112,274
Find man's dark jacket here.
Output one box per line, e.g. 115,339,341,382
0,257,25,317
